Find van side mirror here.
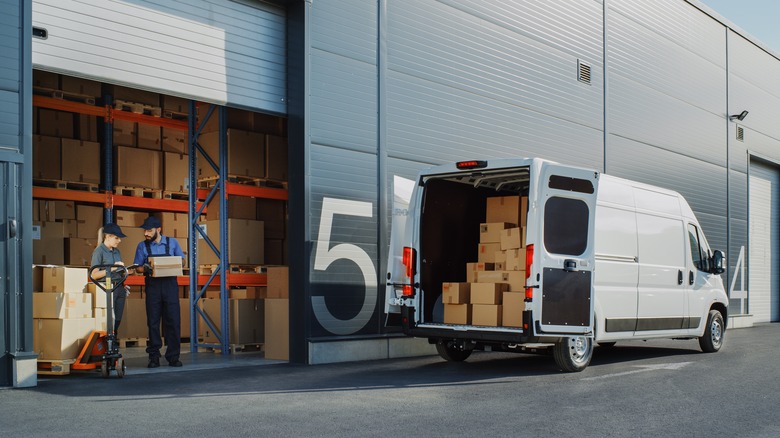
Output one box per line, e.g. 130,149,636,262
710,250,725,275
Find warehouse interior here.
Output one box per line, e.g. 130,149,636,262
31,69,292,375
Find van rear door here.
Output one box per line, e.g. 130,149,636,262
535,163,599,335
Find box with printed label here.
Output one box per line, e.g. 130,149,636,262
480,222,513,243
477,243,502,263
500,227,525,251
466,262,495,283
444,303,471,325
442,282,470,304
42,266,88,293
472,304,502,326
502,292,526,327
470,283,508,305
33,292,93,319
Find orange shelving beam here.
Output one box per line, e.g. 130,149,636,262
33,95,187,131
196,183,288,202
32,186,108,206
124,273,267,287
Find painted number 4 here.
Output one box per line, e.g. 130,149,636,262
313,197,377,335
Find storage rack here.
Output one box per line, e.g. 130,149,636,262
32,93,287,355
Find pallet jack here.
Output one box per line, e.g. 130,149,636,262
72,264,136,378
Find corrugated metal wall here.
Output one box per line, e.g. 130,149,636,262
32,0,286,113
0,0,21,151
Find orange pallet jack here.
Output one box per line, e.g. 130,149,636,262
73,264,135,378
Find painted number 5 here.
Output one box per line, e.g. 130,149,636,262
313,197,377,335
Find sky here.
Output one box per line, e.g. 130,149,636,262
699,0,780,53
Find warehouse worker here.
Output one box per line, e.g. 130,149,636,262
133,216,185,368
90,223,129,333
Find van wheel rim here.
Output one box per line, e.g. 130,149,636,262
569,337,589,364
710,319,723,347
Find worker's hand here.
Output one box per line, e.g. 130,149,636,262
143,263,153,276
115,261,125,266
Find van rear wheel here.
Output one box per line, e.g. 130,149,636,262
436,342,472,362
699,310,724,353
553,336,593,372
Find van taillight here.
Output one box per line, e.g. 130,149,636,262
524,244,534,301
402,247,416,296
456,160,488,170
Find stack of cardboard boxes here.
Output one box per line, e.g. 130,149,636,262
32,202,103,266
32,266,96,361
443,195,529,328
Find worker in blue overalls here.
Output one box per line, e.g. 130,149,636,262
134,216,185,368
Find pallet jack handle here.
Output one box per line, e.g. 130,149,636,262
88,264,137,291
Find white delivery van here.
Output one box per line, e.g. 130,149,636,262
386,158,728,372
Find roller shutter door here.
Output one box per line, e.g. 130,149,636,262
31,0,286,114
749,159,780,323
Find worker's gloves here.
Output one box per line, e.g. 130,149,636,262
143,263,153,276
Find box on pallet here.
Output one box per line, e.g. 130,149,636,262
60,76,101,97
33,135,61,180
65,238,98,266
116,210,149,228
197,219,264,265
208,195,256,220
266,135,288,181
76,204,103,239
202,298,265,345
267,266,288,298
113,120,137,147
155,212,188,238
33,70,59,89
42,266,87,293
117,299,148,339
33,318,96,360
264,298,288,360
164,152,189,192
162,127,187,154
138,123,161,150
38,109,74,138
33,293,93,319
115,145,163,189
197,129,265,179
78,114,99,142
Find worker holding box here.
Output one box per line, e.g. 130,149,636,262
90,223,129,333
133,216,185,368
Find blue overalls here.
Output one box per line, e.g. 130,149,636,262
143,238,181,363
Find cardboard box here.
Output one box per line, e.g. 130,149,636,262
151,256,183,277
264,298,288,360
33,70,59,89
66,238,98,267
113,120,136,147
470,283,508,304
116,299,148,339
137,123,161,150
197,104,255,133
61,76,101,97
162,127,187,154
197,219,264,265
78,114,99,142
85,283,108,308
477,243,502,263
267,266,288,298
77,204,103,239
33,318,96,360
480,222,512,243
34,221,65,239
48,200,77,221
472,304,502,326
474,270,525,291
198,129,265,179
486,196,527,226
266,135,288,181
33,265,45,292
442,282,470,304
155,212,189,238
180,298,190,339
502,292,525,327
61,139,101,184
115,145,163,189
115,210,149,228
42,266,88,293
500,227,525,251
209,195,256,220
110,85,160,107
33,292,93,319
264,239,285,265
256,199,286,222
94,309,108,332
444,303,471,325
121,227,148,266
505,248,527,271
33,135,61,180
263,220,285,240
33,238,65,265
466,262,495,282
38,109,74,138
164,152,189,192
202,298,265,345
163,95,189,114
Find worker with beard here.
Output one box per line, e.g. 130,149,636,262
133,216,185,368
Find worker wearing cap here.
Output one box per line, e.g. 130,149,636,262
90,222,128,334
133,216,185,368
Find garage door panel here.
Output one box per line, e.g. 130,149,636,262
749,159,780,322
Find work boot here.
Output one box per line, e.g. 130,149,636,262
168,359,183,367
147,358,160,368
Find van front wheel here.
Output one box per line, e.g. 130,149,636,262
699,310,725,353
553,336,593,372
436,342,472,362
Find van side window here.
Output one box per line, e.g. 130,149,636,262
688,224,704,270
548,175,594,194
544,197,589,255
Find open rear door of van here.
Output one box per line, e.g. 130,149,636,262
385,175,418,324
535,163,599,335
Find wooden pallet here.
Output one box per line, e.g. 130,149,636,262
163,190,189,200
114,99,162,117
33,178,99,192
119,337,148,348
197,175,287,189
206,343,263,354
34,86,97,105
114,186,163,199
198,264,263,275
37,359,76,376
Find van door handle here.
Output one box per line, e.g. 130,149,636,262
563,259,577,272
678,270,683,285
689,270,694,285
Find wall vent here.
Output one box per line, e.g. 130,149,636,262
578,60,591,84
736,125,744,142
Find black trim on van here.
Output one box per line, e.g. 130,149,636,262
605,317,702,332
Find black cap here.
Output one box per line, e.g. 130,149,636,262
140,216,162,230
103,223,126,238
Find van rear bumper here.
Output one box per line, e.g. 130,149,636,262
401,306,537,344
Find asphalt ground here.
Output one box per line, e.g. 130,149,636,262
3,323,780,437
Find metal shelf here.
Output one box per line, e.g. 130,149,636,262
196,183,288,201
33,95,187,130
125,273,267,287
32,187,196,213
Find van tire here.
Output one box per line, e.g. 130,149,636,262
436,343,472,362
699,310,725,353
553,336,593,372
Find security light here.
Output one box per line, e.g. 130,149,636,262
729,110,749,121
